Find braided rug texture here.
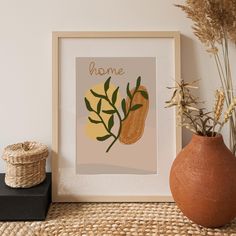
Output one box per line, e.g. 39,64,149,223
0,203,236,236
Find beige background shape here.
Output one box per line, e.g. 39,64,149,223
76,57,157,174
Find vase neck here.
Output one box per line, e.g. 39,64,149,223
191,134,224,146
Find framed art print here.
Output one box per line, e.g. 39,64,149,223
52,31,181,202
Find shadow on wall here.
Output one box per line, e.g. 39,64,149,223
181,34,201,147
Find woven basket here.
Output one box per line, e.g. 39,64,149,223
1,141,48,188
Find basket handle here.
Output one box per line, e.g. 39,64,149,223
21,142,30,151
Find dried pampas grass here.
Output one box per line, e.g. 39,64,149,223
176,0,236,154
175,0,236,48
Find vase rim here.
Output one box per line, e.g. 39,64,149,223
192,133,223,142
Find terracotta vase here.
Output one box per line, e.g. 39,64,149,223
170,134,236,228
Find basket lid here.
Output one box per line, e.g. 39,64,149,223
2,141,48,164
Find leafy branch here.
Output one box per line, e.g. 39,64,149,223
121,76,148,120
84,76,148,153
84,97,116,141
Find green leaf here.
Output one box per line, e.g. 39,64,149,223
97,99,102,114
126,83,132,99
84,97,93,111
121,99,126,116
102,109,116,114
136,76,141,90
96,134,112,141
88,117,101,124
90,89,106,99
104,77,111,92
140,90,148,100
108,115,114,130
131,104,143,111
112,87,119,104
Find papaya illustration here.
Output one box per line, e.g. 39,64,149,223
119,85,149,144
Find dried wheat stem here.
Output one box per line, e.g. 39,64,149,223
218,97,236,133
214,90,225,122
212,90,225,136
224,98,236,123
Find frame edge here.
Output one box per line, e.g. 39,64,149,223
52,31,182,202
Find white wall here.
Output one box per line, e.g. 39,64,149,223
0,0,228,172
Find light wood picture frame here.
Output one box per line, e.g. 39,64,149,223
52,31,181,202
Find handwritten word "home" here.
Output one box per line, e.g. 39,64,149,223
89,61,125,76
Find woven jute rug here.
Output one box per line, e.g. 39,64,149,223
0,203,236,236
